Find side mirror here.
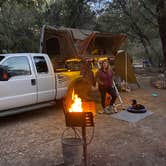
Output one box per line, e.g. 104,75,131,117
0,66,9,81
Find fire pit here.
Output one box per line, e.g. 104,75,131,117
63,90,96,166
65,112,94,127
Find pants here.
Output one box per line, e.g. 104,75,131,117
99,86,117,109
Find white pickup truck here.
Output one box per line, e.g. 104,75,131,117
0,53,69,116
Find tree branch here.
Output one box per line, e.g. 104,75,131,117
138,0,157,18
139,10,158,27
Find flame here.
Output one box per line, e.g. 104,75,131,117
69,90,83,112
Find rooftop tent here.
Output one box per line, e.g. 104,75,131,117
40,25,127,58
40,25,78,59
77,32,127,56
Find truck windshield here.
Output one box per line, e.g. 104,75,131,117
65,61,81,71
0,56,4,62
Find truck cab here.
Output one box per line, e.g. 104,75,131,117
0,53,68,114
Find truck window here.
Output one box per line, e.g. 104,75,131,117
0,56,4,62
34,56,48,73
65,61,81,71
1,56,31,77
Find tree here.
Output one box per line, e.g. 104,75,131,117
0,0,46,53
95,0,162,65
157,0,166,65
45,0,96,29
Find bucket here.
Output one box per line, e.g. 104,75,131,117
62,137,83,166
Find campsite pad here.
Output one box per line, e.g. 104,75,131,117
111,110,153,123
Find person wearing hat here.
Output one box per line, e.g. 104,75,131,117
95,60,117,114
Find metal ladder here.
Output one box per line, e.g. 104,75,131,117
112,80,125,112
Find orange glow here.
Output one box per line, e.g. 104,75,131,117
3,73,8,80
69,90,83,112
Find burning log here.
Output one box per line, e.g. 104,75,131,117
64,89,95,127
64,77,93,111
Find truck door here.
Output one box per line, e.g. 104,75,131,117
0,56,37,111
32,55,55,103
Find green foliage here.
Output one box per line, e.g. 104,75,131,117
45,0,96,29
0,0,97,52
0,0,46,52
44,0,64,26
0,0,165,65
94,0,162,65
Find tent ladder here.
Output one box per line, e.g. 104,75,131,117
113,81,125,112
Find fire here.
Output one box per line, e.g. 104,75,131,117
69,90,83,112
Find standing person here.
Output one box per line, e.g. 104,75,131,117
96,60,117,114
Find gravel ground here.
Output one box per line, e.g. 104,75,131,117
0,73,166,166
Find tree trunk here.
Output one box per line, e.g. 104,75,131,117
116,0,158,65
140,37,153,65
157,0,166,66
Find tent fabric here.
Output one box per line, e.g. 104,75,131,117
42,26,78,58
60,27,92,40
77,33,127,56
41,25,127,58
114,51,138,84
77,32,96,55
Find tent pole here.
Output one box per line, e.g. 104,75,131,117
125,52,128,90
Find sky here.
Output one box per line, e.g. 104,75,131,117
88,0,112,15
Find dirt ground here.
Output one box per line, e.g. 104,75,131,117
0,71,166,166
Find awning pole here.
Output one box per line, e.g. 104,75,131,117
125,52,128,89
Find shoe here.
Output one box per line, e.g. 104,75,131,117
104,106,112,114
114,108,118,113
98,110,105,114
113,104,118,113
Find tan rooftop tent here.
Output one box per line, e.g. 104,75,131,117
40,25,126,58
40,25,78,58
77,32,127,56
40,25,138,85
